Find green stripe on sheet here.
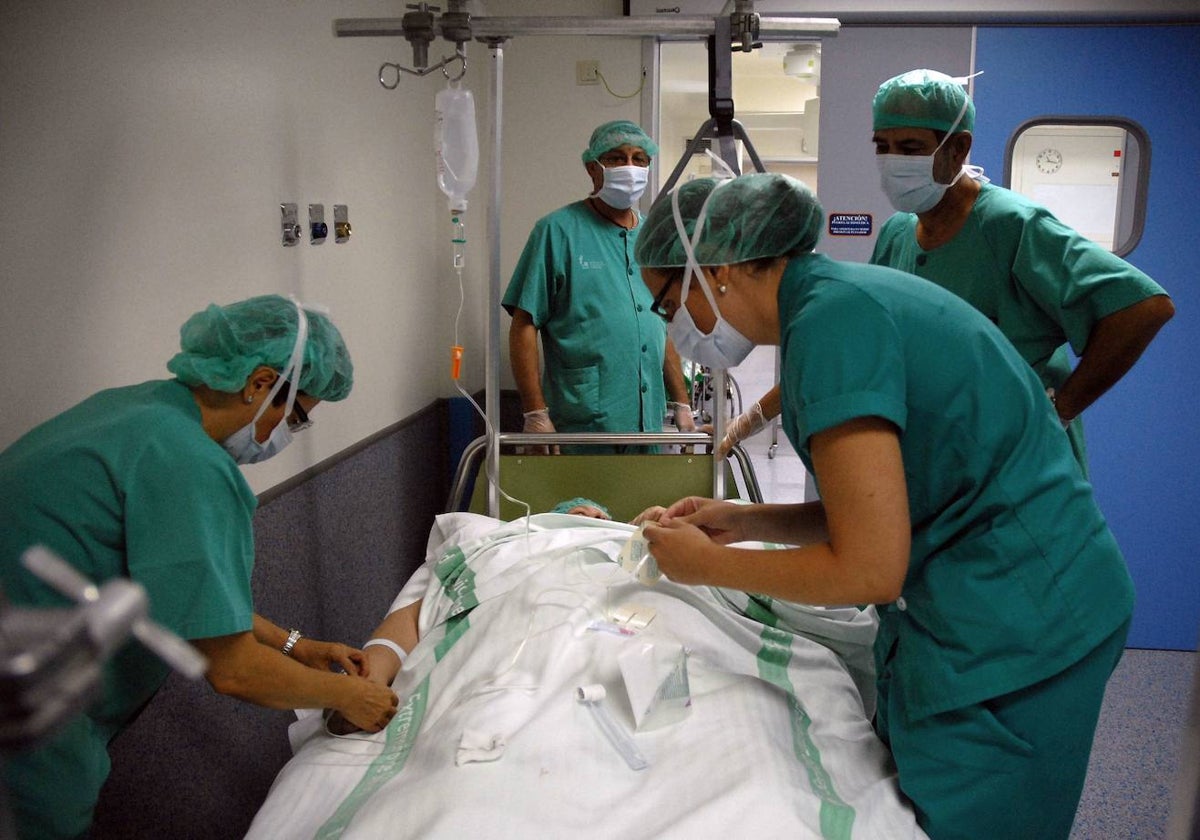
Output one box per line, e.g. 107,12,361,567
757,624,856,840
315,547,479,838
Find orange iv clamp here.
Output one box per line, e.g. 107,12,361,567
451,345,464,380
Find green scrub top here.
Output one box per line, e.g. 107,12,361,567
777,254,1134,722
502,200,668,433
870,181,1168,470
0,379,257,838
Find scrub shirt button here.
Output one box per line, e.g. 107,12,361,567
641,384,648,393
641,344,647,352
636,304,644,312
915,255,927,267
895,596,907,611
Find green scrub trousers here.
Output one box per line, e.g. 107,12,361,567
875,619,1130,840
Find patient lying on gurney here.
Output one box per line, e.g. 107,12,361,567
325,497,615,734
248,505,922,840
323,496,877,739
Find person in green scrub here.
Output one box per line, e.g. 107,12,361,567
717,70,1173,472
503,119,694,453
0,295,398,839
633,173,1132,840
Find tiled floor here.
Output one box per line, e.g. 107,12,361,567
720,344,808,504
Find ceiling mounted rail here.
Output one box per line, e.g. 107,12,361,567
334,15,840,42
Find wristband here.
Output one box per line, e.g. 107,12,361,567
281,628,303,657
363,638,408,663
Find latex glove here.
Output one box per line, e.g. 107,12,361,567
715,401,767,460
670,402,696,433
1045,388,1074,429
521,408,558,455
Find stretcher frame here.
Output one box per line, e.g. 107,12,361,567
446,432,763,522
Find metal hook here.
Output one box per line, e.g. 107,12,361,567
442,50,467,82
379,62,403,90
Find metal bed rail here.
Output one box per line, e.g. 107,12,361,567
445,432,763,515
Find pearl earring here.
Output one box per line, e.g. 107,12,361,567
245,395,254,404
718,284,728,294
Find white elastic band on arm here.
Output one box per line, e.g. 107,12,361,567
363,638,408,663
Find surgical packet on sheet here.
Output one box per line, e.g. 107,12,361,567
619,525,661,585
619,641,691,731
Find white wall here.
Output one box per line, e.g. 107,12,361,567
0,0,643,493
494,0,645,342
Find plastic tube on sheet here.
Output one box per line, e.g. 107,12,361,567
576,684,648,771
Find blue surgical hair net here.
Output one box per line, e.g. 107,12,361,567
873,69,976,134
635,173,823,268
167,294,353,400
581,120,659,164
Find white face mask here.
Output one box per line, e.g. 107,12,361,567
876,96,972,214
665,179,756,370
221,303,308,465
592,165,649,210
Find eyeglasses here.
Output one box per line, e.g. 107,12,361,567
287,400,313,433
597,151,652,168
650,276,680,321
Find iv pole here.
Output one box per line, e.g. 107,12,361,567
336,5,838,516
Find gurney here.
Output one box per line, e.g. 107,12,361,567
246,512,926,839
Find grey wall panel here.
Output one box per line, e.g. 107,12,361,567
91,401,450,840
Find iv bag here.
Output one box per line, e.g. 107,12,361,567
435,83,479,215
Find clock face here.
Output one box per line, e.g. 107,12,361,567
1035,148,1063,174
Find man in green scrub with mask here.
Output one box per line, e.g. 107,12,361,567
716,71,1174,473
0,295,398,839
503,120,694,453
870,68,1174,471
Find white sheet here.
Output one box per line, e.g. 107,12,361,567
247,513,926,840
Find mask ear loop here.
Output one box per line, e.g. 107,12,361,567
931,90,977,188
669,180,731,321
251,300,309,425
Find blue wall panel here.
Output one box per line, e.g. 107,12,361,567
973,25,1200,650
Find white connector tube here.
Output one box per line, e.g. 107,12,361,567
576,684,648,771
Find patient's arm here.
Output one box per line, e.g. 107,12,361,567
362,600,422,685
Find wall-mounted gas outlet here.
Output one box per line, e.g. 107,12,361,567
281,203,301,247
576,60,599,86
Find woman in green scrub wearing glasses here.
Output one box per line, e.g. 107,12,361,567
633,172,1131,840
0,294,398,839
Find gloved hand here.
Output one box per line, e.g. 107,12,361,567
1045,388,1073,429
521,408,558,455
670,402,696,433
713,401,767,460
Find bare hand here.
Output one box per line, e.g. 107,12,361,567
631,505,668,526
639,517,723,586
661,497,745,544
293,639,369,677
336,678,400,733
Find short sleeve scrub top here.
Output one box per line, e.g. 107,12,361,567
0,379,257,838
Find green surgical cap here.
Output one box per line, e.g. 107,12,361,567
551,497,611,517
581,120,659,163
635,173,823,268
872,69,975,134
167,294,354,401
